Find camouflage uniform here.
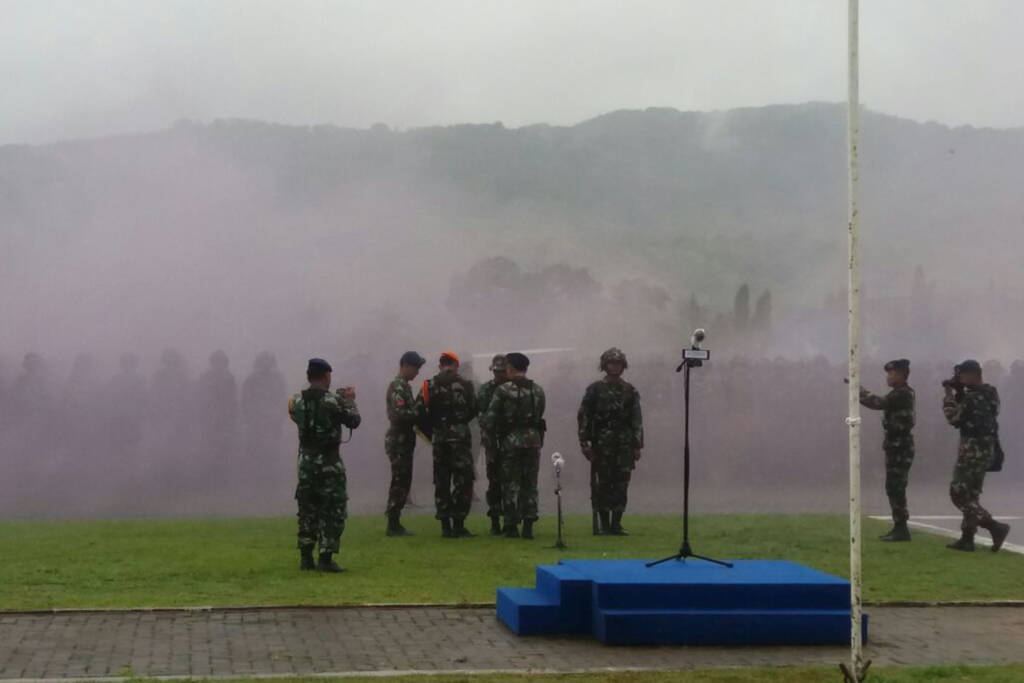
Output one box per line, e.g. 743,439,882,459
418,369,477,521
943,384,999,534
578,378,643,515
477,374,505,521
860,384,915,524
288,387,361,553
482,377,546,526
385,376,418,518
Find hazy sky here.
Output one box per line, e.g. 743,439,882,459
4,0,1023,145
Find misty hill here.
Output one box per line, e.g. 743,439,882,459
2,103,1023,358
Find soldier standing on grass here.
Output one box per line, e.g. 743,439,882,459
859,359,916,542
482,353,546,539
943,359,1011,552
384,351,426,537
477,354,509,536
578,348,643,536
417,351,478,538
288,358,361,572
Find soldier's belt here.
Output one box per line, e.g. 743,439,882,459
298,438,341,450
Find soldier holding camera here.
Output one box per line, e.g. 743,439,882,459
288,358,361,572
942,359,1011,552
860,359,915,542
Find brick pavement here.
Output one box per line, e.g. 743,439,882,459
1,605,1022,679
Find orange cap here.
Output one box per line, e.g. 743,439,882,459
440,350,460,365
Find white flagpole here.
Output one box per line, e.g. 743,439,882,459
844,0,866,681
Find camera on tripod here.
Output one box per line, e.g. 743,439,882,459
677,328,710,370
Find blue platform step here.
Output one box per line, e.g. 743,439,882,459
497,559,867,646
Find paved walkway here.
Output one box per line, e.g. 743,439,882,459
1,605,1023,679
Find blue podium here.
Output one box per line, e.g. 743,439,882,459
497,559,866,645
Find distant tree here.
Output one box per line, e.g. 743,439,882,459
446,257,600,341
446,256,524,325
611,278,671,311
752,289,773,332
686,293,702,325
534,263,601,305
733,284,750,333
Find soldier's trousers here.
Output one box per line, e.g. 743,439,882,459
950,439,994,533
433,441,474,521
385,447,414,518
484,446,503,519
501,447,540,524
295,449,347,553
884,447,914,524
593,456,632,514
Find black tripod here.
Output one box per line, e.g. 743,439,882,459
648,338,732,569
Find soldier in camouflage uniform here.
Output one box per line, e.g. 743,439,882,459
477,355,509,536
859,358,916,542
384,351,426,536
288,358,361,572
416,351,478,538
482,353,546,539
943,360,1011,552
578,348,643,536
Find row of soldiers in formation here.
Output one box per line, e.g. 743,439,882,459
286,348,642,572
0,349,284,455
858,358,1010,552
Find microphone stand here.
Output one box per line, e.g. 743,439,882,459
648,344,732,569
550,458,567,550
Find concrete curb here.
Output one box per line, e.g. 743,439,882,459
3,600,1024,616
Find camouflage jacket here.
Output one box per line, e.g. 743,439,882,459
417,369,477,444
385,376,418,433
944,384,1000,438
578,378,643,451
860,384,915,446
477,379,501,416
288,386,361,454
476,379,501,447
482,377,546,450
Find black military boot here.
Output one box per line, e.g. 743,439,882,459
503,521,520,538
440,517,455,538
981,519,1011,553
299,548,315,571
453,518,475,537
598,511,611,535
946,530,975,552
489,516,503,536
521,520,534,539
608,511,629,536
880,521,911,542
386,514,412,537
317,552,345,573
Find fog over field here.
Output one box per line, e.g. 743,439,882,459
2,1,1022,520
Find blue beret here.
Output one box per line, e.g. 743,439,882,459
400,351,426,368
884,359,910,372
958,359,981,374
307,358,333,376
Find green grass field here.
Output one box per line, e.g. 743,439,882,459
1,514,1021,610
107,666,1024,682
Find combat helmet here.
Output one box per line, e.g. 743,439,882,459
599,347,628,372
